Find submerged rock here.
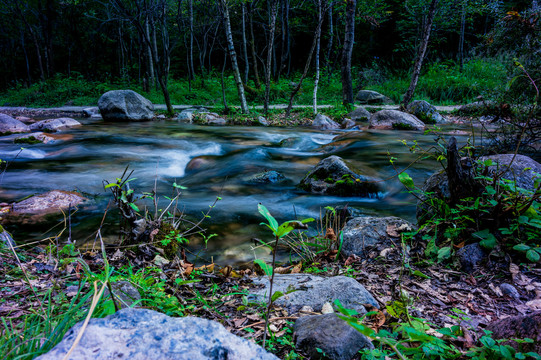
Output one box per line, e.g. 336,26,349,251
36,308,278,360
98,90,154,121
294,313,373,360
299,155,381,197
312,114,340,130
0,113,30,135
14,132,56,144
246,170,286,184
406,100,447,124
369,110,425,131
29,118,81,132
250,274,378,315
355,90,393,105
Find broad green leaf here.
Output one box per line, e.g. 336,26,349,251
398,172,415,188
271,291,284,302
254,259,273,277
513,244,531,252
412,270,431,279
258,204,278,233
526,249,540,262
104,183,119,189
437,247,452,262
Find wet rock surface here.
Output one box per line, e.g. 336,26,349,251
312,114,340,130
406,100,447,124
36,308,278,360
347,107,371,121
29,117,81,132
369,110,425,131
0,113,30,134
98,90,154,121
246,170,286,184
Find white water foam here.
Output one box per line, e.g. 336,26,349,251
159,142,222,177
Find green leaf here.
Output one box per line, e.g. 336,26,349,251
173,182,188,190
129,203,139,212
513,244,531,252
437,247,452,262
271,291,284,302
412,270,431,279
526,249,540,262
258,203,278,233
104,183,119,189
499,345,513,359
254,259,273,277
473,229,498,250
398,172,415,188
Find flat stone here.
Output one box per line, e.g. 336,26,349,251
294,313,373,360
103,281,141,308
342,216,414,258
250,274,378,315
82,107,99,117
11,190,86,215
36,308,278,360
0,113,30,134
29,117,81,132
369,110,425,131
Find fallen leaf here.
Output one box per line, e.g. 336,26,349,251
386,224,400,238
489,283,503,297
526,299,541,310
325,228,337,241
275,266,293,274
291,262,302,274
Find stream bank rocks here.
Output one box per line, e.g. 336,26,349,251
369,110,425,131
14,132,57,144
312,114,340,130
36,308,278,360
342,216,414,258
355,90,393,105
250,274,378,315
294,313,373,360
299,156,381,197
406,100,447,124
98,90,154,121
29,117,81,132
0,113,30,134
347,107,371,121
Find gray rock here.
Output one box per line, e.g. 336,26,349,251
98,90,154,121
456,243,486,273
257,116,269,126
313,114,340,130
0,229,15,248
341,118,356,129
177,108,201,122
486,312,541,353
478,154,541,191
14,132,56,144
355,90,393,104
0,113,30,134
11,190,86,216
369,110,425,131
103,281,141,308
347,107,371,121
29,117,81,132
205,113,227,126
342,216,414,258
299,155,381,197
250,274,378,315
82,107,99,117
247,170,286,184
406,100,447,124
500,283,520,300
458,101,498,116
279,137,300,148
294,313,373,360
36,308,277,360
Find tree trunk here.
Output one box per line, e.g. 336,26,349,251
402,0,439,109
313,0,323,114
325,3,333,71
248,3,261,89
221,50,229,111
20,30,32,86
221,0,249,114
264,1,278,115
340,0,356,106
278,0,290,80
145,17,155,92
242,2,249,83
188,0,195,81
458,1,466,72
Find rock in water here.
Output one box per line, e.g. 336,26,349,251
294,313,373,360
406,100,447,124
250,274,378,315
98,90,154,121
29,118,81,132
36,308,278,360
312,114,340,130
299,155,381,197
355,90,393,105
369,110,425,130
246,170,286,184
0,113,30,134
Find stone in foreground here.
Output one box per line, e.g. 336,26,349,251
294,313,373,360
486,311,541,353
299,155,381,197
0,113,30,134
36,308,278,360
98,90,154,121
8,190,87,221
342,216,414,258
312,114,340,130
369,110,425,131
250,274,378,315
29,117,81,132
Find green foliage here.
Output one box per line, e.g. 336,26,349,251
13,136,42,145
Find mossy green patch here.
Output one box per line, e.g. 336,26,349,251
14,136,43,145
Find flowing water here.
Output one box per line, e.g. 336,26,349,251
0,117,469,265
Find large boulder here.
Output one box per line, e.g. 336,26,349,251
355,90,393,105
478,154,541,191
369,110,425,131
98,90,154,121
458,101,499,116
299,156,381,198
250,274,378,315
312,114,340,130
485,311,541,353
294,313,373,360
342,216,414,258
29,117,81,132
406,100,447,124
347,107,371,121
36,308,278,360
0,113,30,135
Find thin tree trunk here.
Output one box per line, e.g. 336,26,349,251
20,30,32,86
278,0,290,80
325,3,333,71
242,2,249,83
188,0,195,80
458,1,466,72
402,0,439,108
221,0,249,114
264,1,278,115
313,0,323,114
341,0,356,106
145,17,154,92
221,50,228,111
151,17,159,89
248,3,261,88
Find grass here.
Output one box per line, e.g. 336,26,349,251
0,57,508,108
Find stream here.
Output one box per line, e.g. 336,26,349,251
0,117,468,265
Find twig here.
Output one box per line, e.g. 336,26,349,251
239,316,299,331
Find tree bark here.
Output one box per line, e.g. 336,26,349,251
313,0,323,114
248,2,261,88
188,0,195,81
241,2,249,83
264,1,278,115
458,1,466,72
145,17,155,91
278,0,290,80
221,0,249,114
341,0,356,106
402,0,439,109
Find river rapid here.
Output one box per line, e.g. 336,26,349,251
0,117,467,265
